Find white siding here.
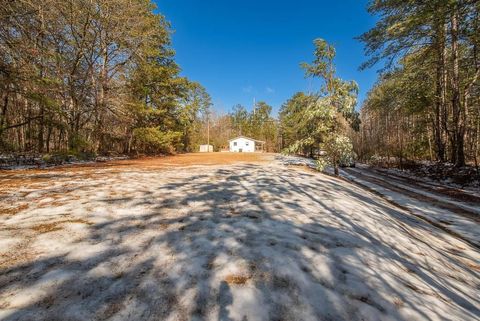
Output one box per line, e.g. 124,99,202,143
229,138,255,152
199,145,213,152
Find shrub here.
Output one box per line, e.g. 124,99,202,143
318,135,355,174
42,152,72,165
68,134,92,154
315,157,329,171
132,127,182,154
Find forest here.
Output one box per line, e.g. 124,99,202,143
1,0,479,172
355,0,480,169
0,0,214,158
278,0,479,174
0,0,281,159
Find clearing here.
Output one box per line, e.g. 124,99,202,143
0,153,479,321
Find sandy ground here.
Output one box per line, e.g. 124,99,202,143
0,153,479,321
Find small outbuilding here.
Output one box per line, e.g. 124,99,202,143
228,136,265,153
199,144,213,152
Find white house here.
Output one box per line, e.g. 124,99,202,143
228,136,265,153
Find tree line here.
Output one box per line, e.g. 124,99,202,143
355,0,479,168
279,0,479,171
0,0,211,158
0,0,284,157
191,102,279,152
3,1,478,169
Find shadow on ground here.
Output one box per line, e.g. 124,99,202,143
0,164,479,321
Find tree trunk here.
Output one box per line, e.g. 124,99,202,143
1,91,8,131
37,4,46,154
434,19,447,162
451,6,465,167
37,105,44,153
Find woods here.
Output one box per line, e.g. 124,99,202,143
0,0,282,157
0,0,211,157
355,0,480,168
1,0,479,171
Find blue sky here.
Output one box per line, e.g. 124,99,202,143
156,0,378,115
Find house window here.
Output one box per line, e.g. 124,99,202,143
233,142,237,146
246,142,249,146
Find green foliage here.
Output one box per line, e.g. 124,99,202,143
133,127,182,154
0,0,213,156
301,39,336,88
279,92,315,153
42,153,68,165
68,134,92,154
281,39,360,166
315,158,330,172
230,104,250,135
358,0,480,166
323,134,355,167
316,135,355,172
358,0,450,70
175,82,212,151
228,102,278,151
42,150,96,164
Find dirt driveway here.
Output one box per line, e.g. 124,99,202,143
0,154,479,320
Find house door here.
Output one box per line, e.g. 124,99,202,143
239,148,243,153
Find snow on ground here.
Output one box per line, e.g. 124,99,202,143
0,155,479,321
369,165,480,196
340,166,480,248
0,155,130,170
274,154,317,169
276,154,480,248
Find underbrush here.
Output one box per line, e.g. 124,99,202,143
368,157,480,188
0,151,127,169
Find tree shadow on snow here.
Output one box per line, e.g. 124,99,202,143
0,164,479,321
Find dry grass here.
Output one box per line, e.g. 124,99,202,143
109,152,272,167
31,222,63,233
393,297,404,308
466,262,480,271
0,153,272,192
34,193,82,208
0,239,36,270
0,204,29,216
31,219,93,234
288,164,319,174
224,274,251,285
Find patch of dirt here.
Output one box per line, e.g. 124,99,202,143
31,219,93,234
0,153,273,191
0,153,271,174
288,164,319,174
126,153,272,167
31,222,63,233
224,274,251,285
0,204,29,216
0,238,36,270
466,262,480,271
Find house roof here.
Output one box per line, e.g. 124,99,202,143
228,135,265,143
